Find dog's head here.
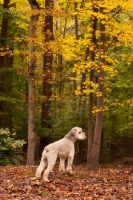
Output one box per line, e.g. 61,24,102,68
65,127,86,142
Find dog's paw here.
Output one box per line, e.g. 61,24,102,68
67,170,75,175
66,166,73,174
66,168,75,174
59,168,66,173
35,171,42,179
35,175,41,180
71,171,75,175
43,175,50,182
43,178,50,182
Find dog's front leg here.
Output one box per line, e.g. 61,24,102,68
59,157,66,173
66,155,74,174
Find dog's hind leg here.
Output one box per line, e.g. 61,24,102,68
43,154,57,182
36,150,47,179
59,157,66,173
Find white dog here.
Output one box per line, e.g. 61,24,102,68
36,127,86,182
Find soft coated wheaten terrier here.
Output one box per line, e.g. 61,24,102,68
35,127,86,182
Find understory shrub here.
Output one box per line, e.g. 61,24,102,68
0,128,26,165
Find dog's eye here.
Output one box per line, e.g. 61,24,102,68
79,131,81,134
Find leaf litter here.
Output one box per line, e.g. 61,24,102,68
0,164,133,200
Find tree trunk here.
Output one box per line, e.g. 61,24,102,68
87,6,98,165
74,2,87,163
0,0,13,131
90,8,105,170
39,0,53,155
41,0,53,128
27,0,39,165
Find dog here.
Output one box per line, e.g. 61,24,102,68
35,127,86,182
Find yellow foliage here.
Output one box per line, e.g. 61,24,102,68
96,92,103,97
2,0,133,108
92,106,109,114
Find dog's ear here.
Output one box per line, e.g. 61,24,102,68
70,128,77,136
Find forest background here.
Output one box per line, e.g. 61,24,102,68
0,0,133,169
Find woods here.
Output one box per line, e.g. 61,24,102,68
0,0,133,169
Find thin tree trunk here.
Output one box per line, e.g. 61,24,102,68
57,54,63,117
58,54,63,96
87,6,98,165
74,2,87,163
27,0,39,165
72,3,78,92
90,7,105,170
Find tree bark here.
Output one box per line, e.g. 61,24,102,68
87,6,98,165
90,7,105,169
27,0,39,165
39,0,53,156
0,0,13,131
41,0,53,128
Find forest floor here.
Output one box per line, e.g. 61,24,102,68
0,164,133,200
